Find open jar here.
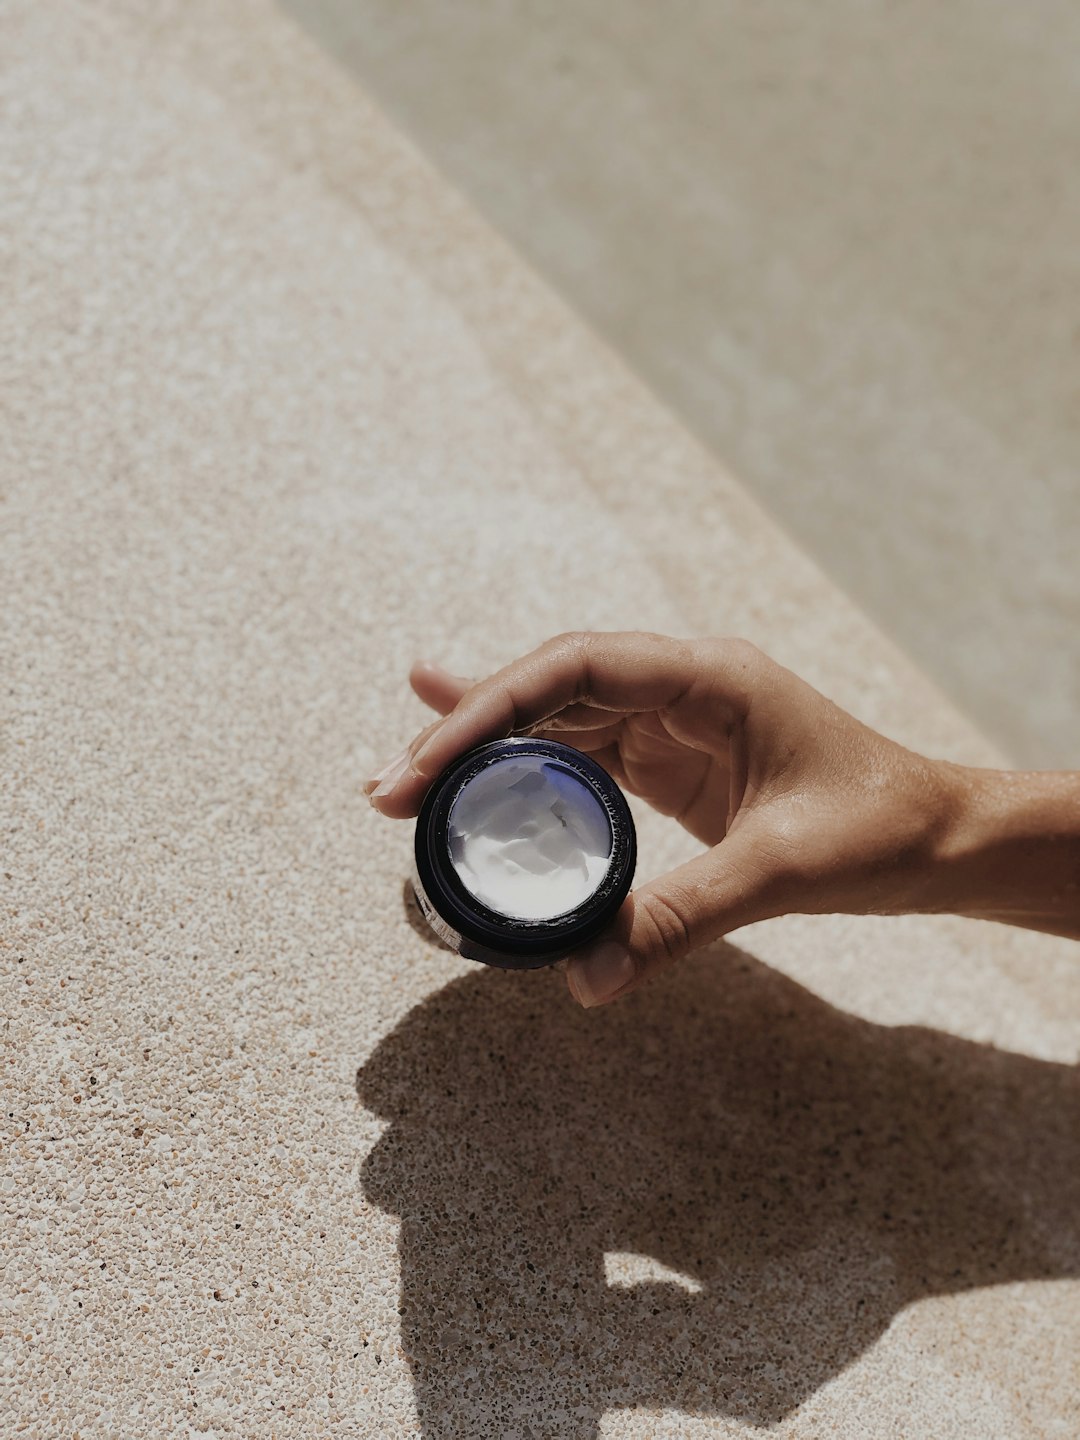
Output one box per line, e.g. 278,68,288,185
411,737,636,969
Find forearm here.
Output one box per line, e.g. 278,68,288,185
930,765,1080,940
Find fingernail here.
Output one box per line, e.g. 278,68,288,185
567,942,635,1009
364,748,407,794
366,748,412,802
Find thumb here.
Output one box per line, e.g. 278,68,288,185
565,822,788,1008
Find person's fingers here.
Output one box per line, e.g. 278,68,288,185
409,660,473,716
575,740,630,789
538,702,627,735
364,663,470,811
410,667,621,745
564,817,790,1008
363,713,448,809
408,632,690,782
365,696,622,819
371,632,759,815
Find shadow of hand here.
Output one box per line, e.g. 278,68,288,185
357,947,1079,1436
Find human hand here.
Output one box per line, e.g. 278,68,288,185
364,632,978,1005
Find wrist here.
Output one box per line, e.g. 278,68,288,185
926,763,1080,938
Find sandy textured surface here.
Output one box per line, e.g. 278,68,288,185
282,0,1080,769
2,2,1079,1435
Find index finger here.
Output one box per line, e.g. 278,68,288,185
372,630,755,818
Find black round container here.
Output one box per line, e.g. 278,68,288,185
411,737,636,969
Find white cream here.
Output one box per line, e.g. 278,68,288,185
447,757,613,920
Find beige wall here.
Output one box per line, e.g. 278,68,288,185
281,0,1080,766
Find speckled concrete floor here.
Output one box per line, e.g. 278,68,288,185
2,3,1078,1436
